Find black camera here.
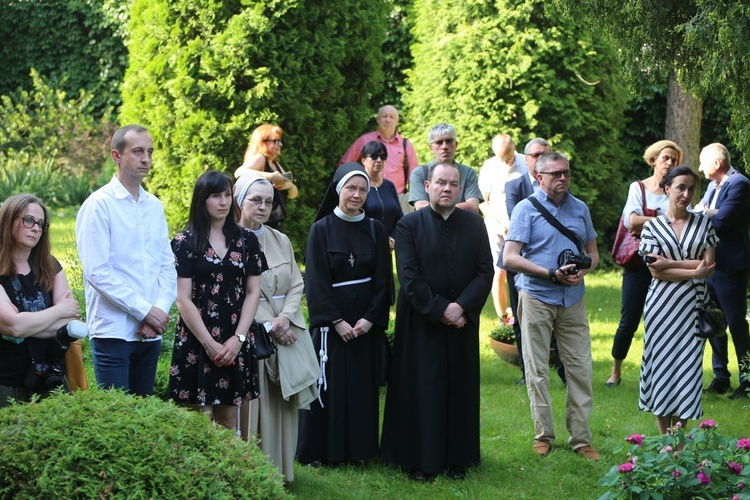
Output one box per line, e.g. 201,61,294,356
24,359,66,391
23,321,86,392
557,249,592,275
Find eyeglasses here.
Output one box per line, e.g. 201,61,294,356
264,139,283,146
17,215,49,232
365,153,387,161
538,170,571,179
431,138,455,146
526,152,545,159
244,197,274,207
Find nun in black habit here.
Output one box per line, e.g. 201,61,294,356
296,163,391,465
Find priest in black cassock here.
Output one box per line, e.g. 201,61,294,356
296,163,392,466
380,162,493,482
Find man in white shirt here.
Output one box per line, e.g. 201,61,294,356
76,124,176,397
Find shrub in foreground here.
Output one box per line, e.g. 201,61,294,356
0,390,284,498
600,420,750,499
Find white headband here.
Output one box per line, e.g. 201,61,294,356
335,171,370,194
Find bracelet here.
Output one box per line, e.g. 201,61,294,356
548,268,560,283
332,319,344,325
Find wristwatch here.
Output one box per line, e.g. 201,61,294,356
235,333,247,343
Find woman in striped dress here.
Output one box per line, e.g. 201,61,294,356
638,165,718,434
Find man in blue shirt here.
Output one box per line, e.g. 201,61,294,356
504,152,599,461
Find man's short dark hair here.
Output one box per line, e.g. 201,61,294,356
111,124,149,152
427,162,461,182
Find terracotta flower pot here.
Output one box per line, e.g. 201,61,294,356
489,338,520,366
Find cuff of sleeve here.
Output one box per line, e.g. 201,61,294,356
132,299,153,322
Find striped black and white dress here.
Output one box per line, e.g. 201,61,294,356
638,213,718,420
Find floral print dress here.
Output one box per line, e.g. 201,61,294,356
168,227,265,406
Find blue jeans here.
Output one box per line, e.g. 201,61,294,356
90,338,161,397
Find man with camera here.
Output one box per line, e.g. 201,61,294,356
503,152,600,460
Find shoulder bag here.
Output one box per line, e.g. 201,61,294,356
611,181,656,269
695,302,727,339
240,229,276,359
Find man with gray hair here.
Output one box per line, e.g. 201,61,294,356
504,152,599,461
408,123,482,213
695,142,750,399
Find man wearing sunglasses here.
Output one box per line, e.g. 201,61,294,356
503,152,600,461
339,105,419,214
76,124,177,397
503,138,567,387
409,123,482,213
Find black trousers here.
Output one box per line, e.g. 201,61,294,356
611,263,652,360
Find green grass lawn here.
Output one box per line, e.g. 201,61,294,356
49,208,749,499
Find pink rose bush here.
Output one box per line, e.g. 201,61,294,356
600,421,750,499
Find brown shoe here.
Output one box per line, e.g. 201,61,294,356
532,440,552,457
575,445,600,461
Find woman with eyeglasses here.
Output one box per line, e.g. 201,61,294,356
296,163,391,467
234,124,298,230
606,140,682,387
360,141,403,252
0,194,84,407
235,172,319,484
168,170,265,430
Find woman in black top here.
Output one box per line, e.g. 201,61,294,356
234,124,298,230
0,194,81,407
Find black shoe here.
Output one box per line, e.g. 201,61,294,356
728,381,750,400
705,378,731,394
446,467,466,480
518,377,526,385
408,470,429,483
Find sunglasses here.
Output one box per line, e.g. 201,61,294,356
365,153,387,161
526,152,545,159
538,170,571,179
18,215,49,232
264,139,283,146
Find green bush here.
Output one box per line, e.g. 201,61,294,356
401,0,630,246
120,0,386,251
0,69,115,184
0,390,285,498
0,0,130,116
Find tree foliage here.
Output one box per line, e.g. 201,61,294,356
0,0,130,116
401,0,630,236
120,0,385,247
558,0,750,170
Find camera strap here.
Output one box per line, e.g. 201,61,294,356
528,196,584,253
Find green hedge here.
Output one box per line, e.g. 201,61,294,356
120,0,386,251
0,390,285,498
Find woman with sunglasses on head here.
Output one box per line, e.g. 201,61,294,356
360,141,403,252
168,170,265,430
0,194,84,407
606,140,682,387
234,124,298,230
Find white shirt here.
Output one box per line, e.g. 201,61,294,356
478,152,527,232
76,175,177,342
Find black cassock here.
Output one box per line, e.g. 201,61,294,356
296,214,391,464
381,206,493,474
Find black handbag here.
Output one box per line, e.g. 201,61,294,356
695,303,727,339
250,321,276,360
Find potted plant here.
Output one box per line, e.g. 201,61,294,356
488,315,519,365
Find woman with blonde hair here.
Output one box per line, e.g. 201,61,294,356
606,140,682,386
234,124,298,229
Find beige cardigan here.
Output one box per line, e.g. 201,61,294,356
256,226,319,409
